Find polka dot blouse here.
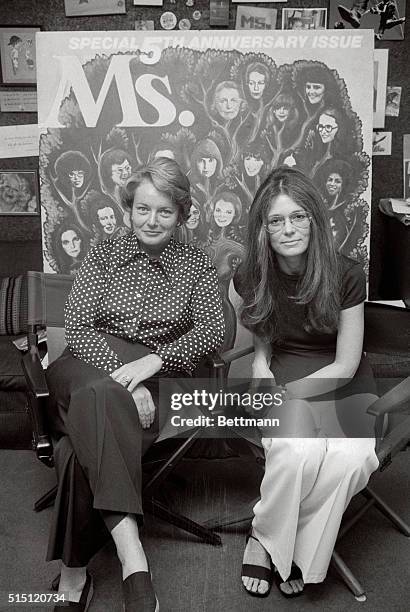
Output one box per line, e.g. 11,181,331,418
65,233,225,375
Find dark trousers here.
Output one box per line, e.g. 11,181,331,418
45,340,165,567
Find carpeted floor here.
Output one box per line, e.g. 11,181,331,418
0,448,409,612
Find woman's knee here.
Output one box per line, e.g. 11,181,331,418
46,353,106,406
265,437,325,473
331,439,378,475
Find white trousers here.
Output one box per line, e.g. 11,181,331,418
252,436,378,584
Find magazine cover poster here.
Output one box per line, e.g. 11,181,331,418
37,30,374,350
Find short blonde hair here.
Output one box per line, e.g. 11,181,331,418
121,157,192,222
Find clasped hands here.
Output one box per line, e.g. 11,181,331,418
110,354,163,429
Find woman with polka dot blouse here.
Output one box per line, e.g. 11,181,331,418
45,157,225,612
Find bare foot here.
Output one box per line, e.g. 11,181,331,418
277,564,304,596
242,533,271,596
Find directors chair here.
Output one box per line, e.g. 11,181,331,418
206,301,410,601
22,270,223,547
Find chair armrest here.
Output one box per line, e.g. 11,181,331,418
376,416,410,470
203,351,226,369
205,346,255,387
221,345,254,365
205,346,255,369
367,376,410,417
21,348,53,467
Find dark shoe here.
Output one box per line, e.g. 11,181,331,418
53,571,93,611
241,531,273,598
337,6,363,27
274,563,304,599
123,571,159,612
385,17,405,29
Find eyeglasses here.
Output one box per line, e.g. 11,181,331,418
316,123,338,134
264,212,311,234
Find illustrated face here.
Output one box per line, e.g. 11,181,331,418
266,194,310,268
274,105,290,123
215,87,242,121
97,206,116,235
248,71,266,100
244,154,264,177
186,205,200,230
197,156,217,178
61,230,81,259
305,82,325,105
111,159,132,187
154,149,175,160
130,179,179,256
214,199,235,227
68,170,85,189
0,175,20,207
317,113,339,144
326,172,343,197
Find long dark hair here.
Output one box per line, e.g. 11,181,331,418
52,221,89,274
240,166,340,341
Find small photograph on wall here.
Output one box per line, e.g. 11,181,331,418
235,6,278,29
282,8,327,30
64,0,126,17
134,0,163,5
135,20,155,30
403,135,410,199
372,131,392,155
385,86,402,117
404,159,410,199
373,49,388,129
0,26,40,85
329,1,406,41
210,0,230,26
0,170,39,214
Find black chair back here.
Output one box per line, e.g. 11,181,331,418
27,271,74,329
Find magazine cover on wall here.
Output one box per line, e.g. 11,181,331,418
36,30,374,351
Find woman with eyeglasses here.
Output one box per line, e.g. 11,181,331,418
237,166,378,599
51,151,92,231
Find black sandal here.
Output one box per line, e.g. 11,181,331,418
241,531,273,598
274,563,304,599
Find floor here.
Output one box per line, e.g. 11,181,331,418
0,448,409,611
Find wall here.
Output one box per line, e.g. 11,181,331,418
0,0,408,298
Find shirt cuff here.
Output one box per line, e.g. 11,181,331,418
154,346,195,376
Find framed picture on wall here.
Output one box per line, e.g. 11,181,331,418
282,8,327,30
235,6,278,29
64,0,126,17
0,170,39,215
0,26,40,85
329,0,405,41
373,49,389,129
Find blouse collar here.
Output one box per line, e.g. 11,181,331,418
109,233,184,284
